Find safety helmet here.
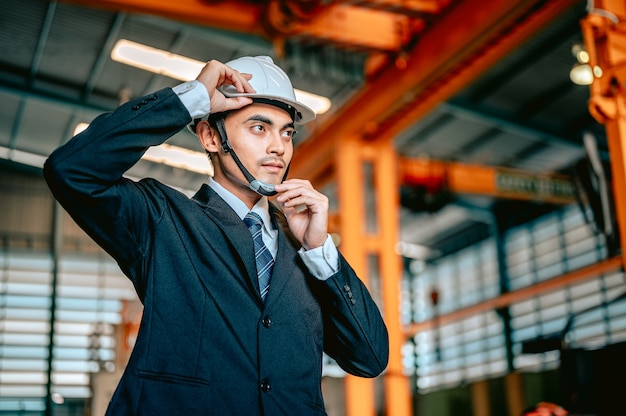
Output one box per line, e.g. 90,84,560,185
218,56,315,124
188,56,315,134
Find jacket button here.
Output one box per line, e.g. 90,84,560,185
260,380,271,392
262,317,272,328
131,105,140,111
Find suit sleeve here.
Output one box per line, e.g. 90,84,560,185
43,88,192,293
318,254,389,378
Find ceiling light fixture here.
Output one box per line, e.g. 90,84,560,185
0,145,47,168
142,143,213,175
569,43,602,86
72,122,213,176
570,63,594,86
111,39,331,115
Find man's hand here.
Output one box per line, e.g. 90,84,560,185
195,60,255,113
274,179,329,250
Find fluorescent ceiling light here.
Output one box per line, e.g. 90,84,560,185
112,39,204,82
111,39,331,115
72,122,213,176
294,89,331,115
0,145,47,168
395,241,437,260
142,143,213,175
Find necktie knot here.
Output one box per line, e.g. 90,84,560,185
244,211,263,232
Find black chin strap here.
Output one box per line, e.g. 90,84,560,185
215,118,290,197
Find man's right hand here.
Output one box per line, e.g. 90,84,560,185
195,59,255,114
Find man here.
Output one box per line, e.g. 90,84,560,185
44,56,388,415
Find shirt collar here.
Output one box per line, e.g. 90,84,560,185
208,178,273,232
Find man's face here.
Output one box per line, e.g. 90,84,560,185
218,102,296,190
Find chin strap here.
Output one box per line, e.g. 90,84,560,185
215,118,290,197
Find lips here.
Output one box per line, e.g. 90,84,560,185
262,164,282,173
260,159,284,172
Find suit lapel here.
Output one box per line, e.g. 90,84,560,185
263,229,298,309
263,205,300,309
192,184,260,299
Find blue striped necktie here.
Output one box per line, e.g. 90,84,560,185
243,212,274,301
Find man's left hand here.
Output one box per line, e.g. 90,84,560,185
274,179,329,250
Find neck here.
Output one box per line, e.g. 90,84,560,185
212,173,262,210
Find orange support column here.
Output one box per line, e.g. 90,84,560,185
604,103,626,271
580,0,626,270
372,141,412,416
336,135,376,416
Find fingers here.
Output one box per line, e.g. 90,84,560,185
197,60,253,91
229,72,254,93
222,96,253,112
274,179,329,213
195,59,255,113
274,179,329,249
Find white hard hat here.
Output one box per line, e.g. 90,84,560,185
219,56,315,124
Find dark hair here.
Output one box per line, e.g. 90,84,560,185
206,111,231,128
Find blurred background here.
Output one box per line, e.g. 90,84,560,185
1,0,626,415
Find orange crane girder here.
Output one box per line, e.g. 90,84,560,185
290,0,580,187
59,0,430,51
400,158,577,204
61,0,264,34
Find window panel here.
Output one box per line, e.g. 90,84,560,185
0,358,47,371
0,386,47,397
53,386,92,398
0,398,45,411
403,205,626,392
0,346,48,359
0,249,130,412
0,371,47,384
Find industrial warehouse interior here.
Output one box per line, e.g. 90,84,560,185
1,0,626,415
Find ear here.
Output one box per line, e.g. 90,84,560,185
196,121,221,153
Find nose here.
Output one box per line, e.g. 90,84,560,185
268,130,285,156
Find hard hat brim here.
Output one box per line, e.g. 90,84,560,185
220,90,316,125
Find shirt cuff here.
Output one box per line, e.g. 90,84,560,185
298,235,339,281
173,80,211,119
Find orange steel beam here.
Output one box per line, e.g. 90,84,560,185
405,256,623,337
290,0,580,187
265,2,424,52
374,141,412,416
59,0,427,51
399,158,577,204
60,0,264,34
330,158,577,236
336,137,412,416
372,0,581,143
364,0,451,14
336,136,378,416
580,0,626,271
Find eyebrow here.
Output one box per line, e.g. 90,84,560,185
247,114,295,130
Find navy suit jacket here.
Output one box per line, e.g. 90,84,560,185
44,87,389,415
